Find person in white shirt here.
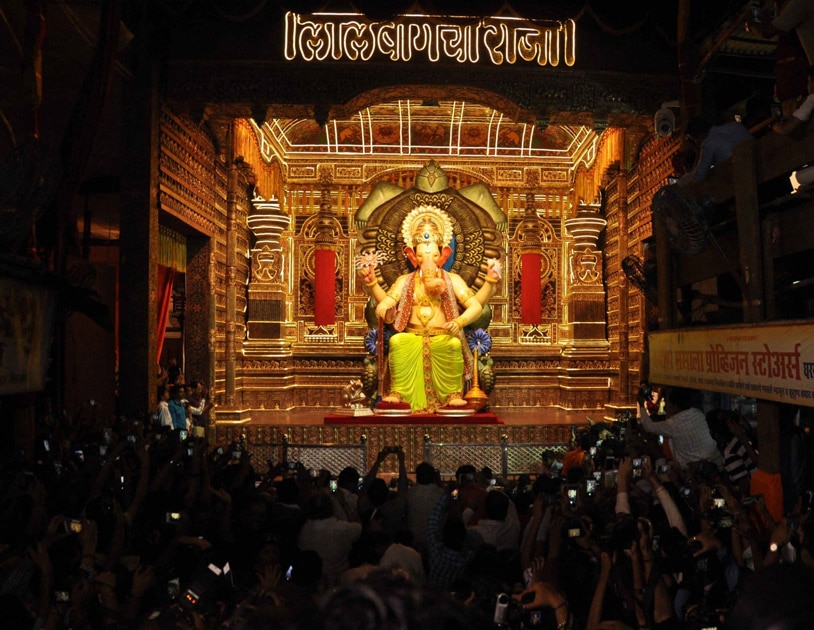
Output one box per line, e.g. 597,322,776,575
156,385,172,428
405,462,444,554
298,490,362,584
340,528,426,586
639,386,723,470
331,466,361,522
468,489,520,552
379,539,426,585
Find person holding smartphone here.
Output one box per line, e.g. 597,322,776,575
561,429,595,480
406,461,444,555
638,386,723,471
356,447,409,539
641,455,689,537
331,466,363,522
297,491,361,584
425,485,482,590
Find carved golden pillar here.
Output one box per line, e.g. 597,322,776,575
313,169,340,326
208,250,217,397
617,171,630,399
222,119,238,406
245,195,291,357
562,200,608,356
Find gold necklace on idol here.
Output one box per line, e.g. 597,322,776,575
415,270,437,327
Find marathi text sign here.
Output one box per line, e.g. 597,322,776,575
284,12,576,67
649,323,814,407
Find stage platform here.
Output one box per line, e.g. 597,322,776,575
213,407,596,474
225,406,595,427
324,412,503,425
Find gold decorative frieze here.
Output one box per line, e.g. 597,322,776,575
304,324,338,340
242,359,289,370
161,110,217,164
499,359,561,370
525,168,541,187
362,164,392,180
563,360,611,370
290,166,317,179
293,358,363,370
487,325,512,340
336,166,363,179
158,189,224,237
345,324,372,338
520,325,553,344
497,168,524,182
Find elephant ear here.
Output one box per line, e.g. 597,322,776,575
404,246,418,267
439,245,452,266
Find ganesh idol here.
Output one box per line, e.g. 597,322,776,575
359,205,502,412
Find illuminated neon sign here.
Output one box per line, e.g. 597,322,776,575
284,12,576,66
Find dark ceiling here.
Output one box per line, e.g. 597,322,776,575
2,1,778,159
0,0,780,249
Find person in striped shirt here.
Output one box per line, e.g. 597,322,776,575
708,409,759,496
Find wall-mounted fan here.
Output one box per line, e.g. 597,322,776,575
622,254,658,305
651,185,710,256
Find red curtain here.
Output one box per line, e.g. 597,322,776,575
156,265,176,363
314,249,336,325
520,253,542,325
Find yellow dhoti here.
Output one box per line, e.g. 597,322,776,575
388,329,463,412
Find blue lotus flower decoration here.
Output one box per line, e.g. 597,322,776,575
467,329,492,355
364,327,393,355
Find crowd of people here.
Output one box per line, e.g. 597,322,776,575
154,360,214,433
0,385,813,629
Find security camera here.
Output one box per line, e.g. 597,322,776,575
654,107,675,137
